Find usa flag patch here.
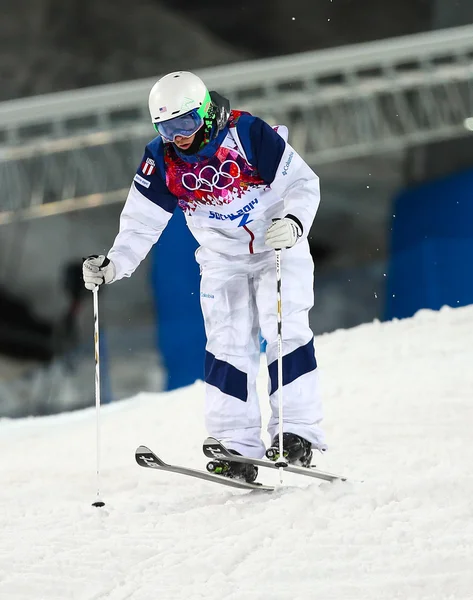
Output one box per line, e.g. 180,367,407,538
141,158,156,176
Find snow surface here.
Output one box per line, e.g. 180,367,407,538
1,305,473,600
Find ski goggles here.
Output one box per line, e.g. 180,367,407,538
155,108,204,142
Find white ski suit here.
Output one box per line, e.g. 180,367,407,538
107,109,326,457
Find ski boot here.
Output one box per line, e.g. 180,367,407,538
266,433,313,468
206,450,258,483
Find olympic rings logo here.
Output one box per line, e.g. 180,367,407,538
182,160,241,193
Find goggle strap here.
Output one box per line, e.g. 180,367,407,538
197,90,212,120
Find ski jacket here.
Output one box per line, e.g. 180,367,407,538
107,110,320,281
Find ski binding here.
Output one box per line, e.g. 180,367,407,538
135,445,274,492
203,437,347,482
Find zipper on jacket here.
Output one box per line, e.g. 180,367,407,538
243,225,255,254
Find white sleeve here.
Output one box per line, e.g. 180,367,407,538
269,142,320,238
107,183,174,281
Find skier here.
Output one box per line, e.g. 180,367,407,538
83,71,326,482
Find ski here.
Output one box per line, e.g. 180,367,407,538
203,437,347,482
135,445,275,492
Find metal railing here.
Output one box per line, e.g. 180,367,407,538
1,24,473,221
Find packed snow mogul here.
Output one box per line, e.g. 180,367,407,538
83,71,326,483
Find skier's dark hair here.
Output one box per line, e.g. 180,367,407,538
209,91,231,135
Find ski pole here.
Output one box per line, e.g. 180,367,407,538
274,249,288,481
92,286,105,508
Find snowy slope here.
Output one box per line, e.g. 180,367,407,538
1,305,473,600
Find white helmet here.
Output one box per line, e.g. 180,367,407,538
148,71,212,126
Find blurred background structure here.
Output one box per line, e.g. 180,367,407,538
1,0,473,418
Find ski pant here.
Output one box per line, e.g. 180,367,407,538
196,241,325,458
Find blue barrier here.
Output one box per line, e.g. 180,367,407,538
386,169,473,320
150,210,206,390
